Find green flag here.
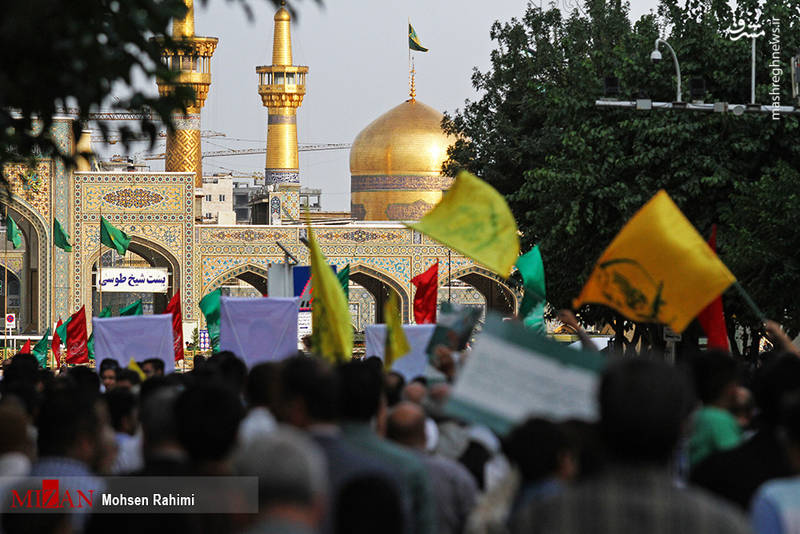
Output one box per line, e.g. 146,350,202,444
199,289,221,352
516,246,546,333
54,218,72,252
337,264,350,300
32,328,51,367
6,215,21,249
120,299,143,316
100,216,131,256
56,316,72,343
87,306,111,360
409,23,428,52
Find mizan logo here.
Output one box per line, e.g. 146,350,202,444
10,479,94,509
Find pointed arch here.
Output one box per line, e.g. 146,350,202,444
349,265,410,323
448,265,519,316
6,195,49,332
204,263,271,296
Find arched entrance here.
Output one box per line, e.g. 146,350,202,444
1,200,48,333
349,265,409,324
449,266,518,317
89,237,180,316
205,264,270,297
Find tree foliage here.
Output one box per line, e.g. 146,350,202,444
444,0,800,357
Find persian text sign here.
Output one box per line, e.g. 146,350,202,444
98,268,168,293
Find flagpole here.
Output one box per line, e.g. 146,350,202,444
448,250,452,303
98,210,103,316
733,281,766,323
4,205,8,358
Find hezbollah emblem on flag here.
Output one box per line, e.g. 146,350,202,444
575,191,735,333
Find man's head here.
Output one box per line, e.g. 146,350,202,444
690,350,738,408
141,386,183,457
37,385,102,464
338,361,384,422
116,368,141,390
99,358,119,391
278,355,338,428
175,381,244,467
599,358,693,465
504,417,575,483
66,365,101,394
246,361,281,411
235,427,327,528
207,351,247,394
753,353,800,428
401,381,427,405
105,387,138,436
385,371,405,407
386,401,426,450
141,358,165,379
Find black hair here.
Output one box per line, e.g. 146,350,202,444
599,358,694,465
385,371,406,407
99,358,120,372
246,362,281,409
175,381,244,462
281,356,339,421
142,358,165,373
504,418,570,482
207,350,247,393
105,387,137,432
116,368,141,386
335,475,404,534
753,353,800,427
338,360,383,421
66,365,101,394
690,350,738,405
37,386,100,457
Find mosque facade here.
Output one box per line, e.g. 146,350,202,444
2,2,518,340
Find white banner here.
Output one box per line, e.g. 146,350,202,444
98,268,169,293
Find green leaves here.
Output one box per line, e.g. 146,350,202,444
444,0,800,346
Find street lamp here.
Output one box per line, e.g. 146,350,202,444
651,38,682,103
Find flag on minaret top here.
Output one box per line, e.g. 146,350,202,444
409,23,428,52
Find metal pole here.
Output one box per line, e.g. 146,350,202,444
98,212,103,315
448,250,452,303
655,39,682,102
4,206,8,355
751,37,756,104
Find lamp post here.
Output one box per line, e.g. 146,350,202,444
651,38,682,102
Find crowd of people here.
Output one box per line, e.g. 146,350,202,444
0,320,799,534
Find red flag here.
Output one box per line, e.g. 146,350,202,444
697,226,730,350
411,262,438,324
165,291,184,361
20,339,31,353
65,306,89,364
52,319,63,362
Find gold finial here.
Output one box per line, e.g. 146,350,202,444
409,62,416,101
172,0,195,38
272,4,293,65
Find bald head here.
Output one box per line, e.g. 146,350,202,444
386,401,426,449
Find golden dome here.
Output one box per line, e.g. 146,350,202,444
350,99,455,221
350,99,455,177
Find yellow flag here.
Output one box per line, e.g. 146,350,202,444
308,226,353,363
384,292,410,370
127,357,147,382
406,170,519,278
574,190,736,333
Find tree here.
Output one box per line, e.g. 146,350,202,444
443,0,800,358
0,0,307,176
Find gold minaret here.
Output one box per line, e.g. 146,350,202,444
155,0,218,189
256,2,308,186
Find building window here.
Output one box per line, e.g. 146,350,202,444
218,194,226,202
205,195,211,201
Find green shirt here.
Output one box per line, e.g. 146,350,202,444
688,406,742,467
341,422,436,534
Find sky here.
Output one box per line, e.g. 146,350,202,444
99,0,660,211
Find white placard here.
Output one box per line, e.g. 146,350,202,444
98,268,169,293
